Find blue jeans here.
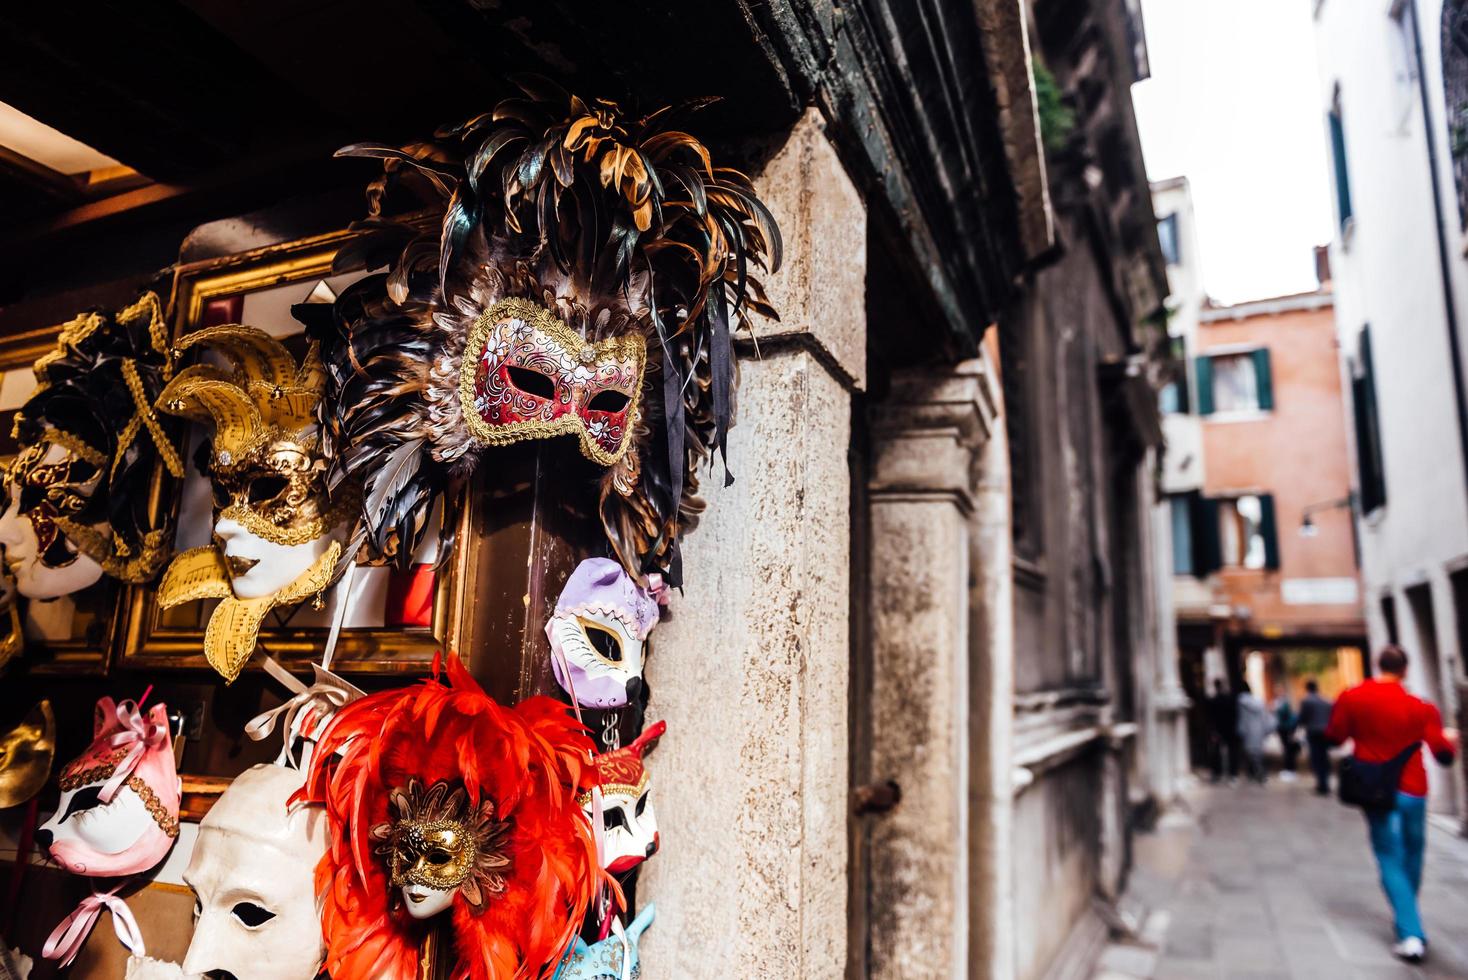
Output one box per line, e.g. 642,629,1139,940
1365,792,1428,941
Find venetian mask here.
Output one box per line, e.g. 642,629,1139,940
370,778,512,921
554,904,655,980
0,292,180,598
582,721,665,875
157,325,345,682
181,764,327,980
546,558,660,709
0,700,55,808
460,298,646,465
0,441,106,599
38,697,180,877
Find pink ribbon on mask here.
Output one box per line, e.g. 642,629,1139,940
645,573,671,607
98,700,167,804
42,886,144,966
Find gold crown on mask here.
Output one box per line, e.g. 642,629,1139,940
159,325,324,467
157,325,350,548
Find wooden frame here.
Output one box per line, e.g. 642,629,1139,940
117,230,472,677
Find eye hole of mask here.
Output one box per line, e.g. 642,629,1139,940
59,785,105,822
247,475,289,506
635,791,649,817
604,807,629,831
426,848,454,867
231,902,276,928
587,389,631,413
584,623,623,663
508,366,557,400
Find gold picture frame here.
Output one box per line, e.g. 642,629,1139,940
119,229,471,678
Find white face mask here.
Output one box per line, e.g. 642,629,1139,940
400,883,456,920
590,785,659,875
39,784,153,859
214,514,336,601
181,765,327,980
0,444,105,600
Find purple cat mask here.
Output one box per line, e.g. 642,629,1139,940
546,558,661,709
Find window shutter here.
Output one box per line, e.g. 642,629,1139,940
1259,493,1280,570
1253,348,1274,411
1192,494,1222,575
1329,109,1353,227
1195,355,1215,416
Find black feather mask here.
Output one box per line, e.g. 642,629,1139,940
8,292,183,582
306,77,781,585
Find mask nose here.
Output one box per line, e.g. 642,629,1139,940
624,676,643,705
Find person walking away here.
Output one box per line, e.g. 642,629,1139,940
1205,679,1240,783
1236,687,1275,783
1273,686,1300,781
1298,679,1333,795
1326,645,1460,964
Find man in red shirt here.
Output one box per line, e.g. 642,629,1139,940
1326,645,1459,963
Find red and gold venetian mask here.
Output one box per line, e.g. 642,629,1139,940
459,298,645,466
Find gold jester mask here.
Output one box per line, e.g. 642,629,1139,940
156,326,347,682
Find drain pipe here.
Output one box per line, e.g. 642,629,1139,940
1409,0,1468,506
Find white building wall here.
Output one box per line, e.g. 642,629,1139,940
1153,177,1207,495
1313,0,1468,815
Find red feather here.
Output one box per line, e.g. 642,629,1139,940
298,657,612,979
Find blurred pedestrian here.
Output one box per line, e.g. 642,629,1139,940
1273,686,1300,781
1326,645,1460,964
1237,687,1275,783
1298,678,1334,795
1205,679,1240,783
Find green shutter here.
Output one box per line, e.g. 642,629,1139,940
1330,110,1353,227
1192,495,1222,575
1195,355,1215,416
1259,493,1280,570
1253,348,1274,410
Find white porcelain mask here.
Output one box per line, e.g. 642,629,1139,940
0,442,105,600
546,559,660,709
214,513,338,601
181,764,327,980
580,722,664,875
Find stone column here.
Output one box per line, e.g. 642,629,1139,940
867,359,998,979
966,343,1016,980
639,108,864,979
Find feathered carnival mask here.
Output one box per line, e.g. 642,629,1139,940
155,326,350,683
302,77,781,586
297,655,610,980
5,292,181,587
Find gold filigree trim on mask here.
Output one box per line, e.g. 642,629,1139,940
457,297,645,467
18,429,107,469
576,774,650,808
157,540,342,684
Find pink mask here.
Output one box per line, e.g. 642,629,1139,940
461,298,646,465
39,697,180,877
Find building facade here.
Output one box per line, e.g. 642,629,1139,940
1313,0,1468,818
0,2,1172,978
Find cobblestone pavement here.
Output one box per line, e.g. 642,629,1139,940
1093,777,1468,980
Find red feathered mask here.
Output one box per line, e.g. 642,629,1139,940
296,655,612,979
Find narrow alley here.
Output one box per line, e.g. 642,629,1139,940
1096,781,1468,980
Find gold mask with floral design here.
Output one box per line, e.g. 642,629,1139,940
369,779,512,911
